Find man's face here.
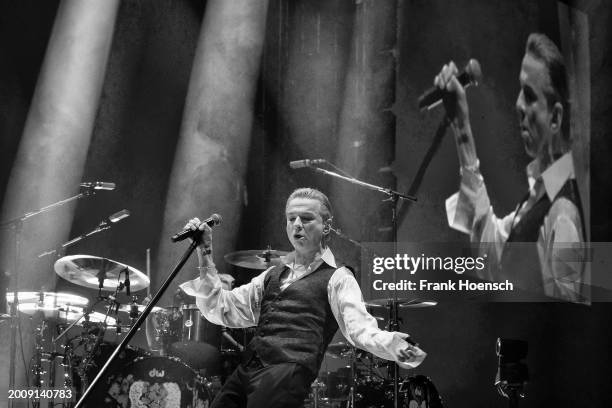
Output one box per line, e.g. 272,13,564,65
515,53,558,160
285,197,326,254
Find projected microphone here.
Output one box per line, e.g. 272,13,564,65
289,159,326,169
417,58,482,111
171,214,222,243
80,181,116,191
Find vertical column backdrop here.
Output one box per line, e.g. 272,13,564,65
0,0,119,392
154,0,269,303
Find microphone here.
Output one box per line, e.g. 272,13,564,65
417,59,482,111
98,209,130,229
289,159,326,169
171,213,222,243
108,209,130,223
80,181,116,191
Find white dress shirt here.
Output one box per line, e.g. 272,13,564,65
445,152,587,303
180,247,426,369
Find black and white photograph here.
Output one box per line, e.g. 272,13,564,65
1,1,611,407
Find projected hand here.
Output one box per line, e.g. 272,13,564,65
434,60,470,129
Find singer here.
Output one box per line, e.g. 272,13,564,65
179,188,425,408
438,33,586,302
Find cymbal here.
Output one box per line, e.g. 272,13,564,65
365,298,438,308
64,310,118,327
117,303,164,314
7,291,89,307
54,255,149,291
6,291,89,318
224,249,288,270
326,341,354,358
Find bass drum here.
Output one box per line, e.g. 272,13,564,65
75,342,149,405
400,375,443,408
82,356,212,408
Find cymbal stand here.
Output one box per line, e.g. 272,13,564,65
383,298,404,407
32,319,47,388
77,283,122,390
345,347,357,408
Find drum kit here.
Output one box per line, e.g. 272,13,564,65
7,244,444,408
4,248,291,407
305,298,444,408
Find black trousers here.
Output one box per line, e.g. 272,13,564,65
210,358,313,408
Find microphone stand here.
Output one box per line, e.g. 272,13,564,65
0,187,101,408
304,162,414,408
73,236,202,407
38,218,117,258
306,165,416,203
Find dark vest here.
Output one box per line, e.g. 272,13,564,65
500,179,584,293
245,262,340,376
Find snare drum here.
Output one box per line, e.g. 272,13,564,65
83,356,212,408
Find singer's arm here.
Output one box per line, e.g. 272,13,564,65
434,60,479,170
436,61,510,280
329,268,426,369
178,217,265,328
180,263,267,328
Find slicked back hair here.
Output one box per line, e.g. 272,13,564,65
525,32,570,140
286,188,333,222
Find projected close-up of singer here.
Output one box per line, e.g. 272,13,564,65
0,1,611,408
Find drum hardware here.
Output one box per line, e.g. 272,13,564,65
1,198,133,407
31,319,48,389
77,320,106,391
221,326,244,352
495,338,528,408
365,298,438,309
73,232,206,407
309,378,326,408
